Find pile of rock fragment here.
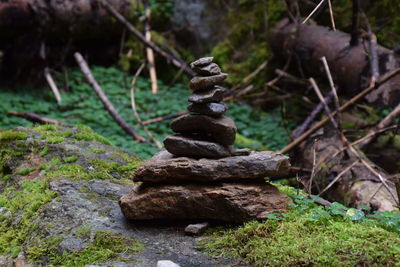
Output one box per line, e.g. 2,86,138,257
119,58,292,223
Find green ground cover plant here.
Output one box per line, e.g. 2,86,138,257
0,66,291,158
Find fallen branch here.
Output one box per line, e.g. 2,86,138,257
74,52,147,143
101,0,194,77
130,64,162,149
141,110,189,126
7,111,61,125
280,68,400,154
44,67,62,104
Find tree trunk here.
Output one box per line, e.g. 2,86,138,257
270,19,400,107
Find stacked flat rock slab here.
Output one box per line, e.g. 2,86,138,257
164,57,236,158
119,57,292,223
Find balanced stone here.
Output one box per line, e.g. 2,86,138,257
190,57,214,68
188,102,227,117
134,150,290,183
171,114,236,145
164,135,231,159
188,86,225,103
192,63,221,76
119,182,292,223
189,73,228,91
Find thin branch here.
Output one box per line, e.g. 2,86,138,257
318,161,358,196
280,67,400,154
130,64,162,149
144,9,158,94
350,0,361,46
321,56,341,128
7,111,61,125
327,0,336,31
44,67,62,104
302,0,325,24
100,0,194,77
74,52,147,143
141,110,189,126
309,77,338,130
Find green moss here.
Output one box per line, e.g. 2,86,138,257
202,185,400,266
46,164,90,180
46,136,65,144
64,156,78,163
0,180,56,256
75,125,112,146
76,226,92,239
40,146,49,156
0,130,28,141
87,148,106,154
33,124,58,132
16,167,36,176
29,231,143,266
235,133,267,151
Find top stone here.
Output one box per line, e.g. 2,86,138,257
190,57,214,68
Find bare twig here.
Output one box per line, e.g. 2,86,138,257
74,52,147,143
130,64,162,149
44,67,62,104
100,0,194,77
302,0,325,24
327,0,336,31
142,110,189,125
280,67,400,154
321,56,341,128
7,111,61,125
309,77,338,130
144,9,158,94
318,161,358,196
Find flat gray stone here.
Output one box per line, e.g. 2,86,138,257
185,223,209,236
189,73,228,91
188,86,225,103
171,114,236,145
164,135,231,159
134,150,290,183
190,57,214,68
188,102,227,117
192,63,221,76
119,182,292,223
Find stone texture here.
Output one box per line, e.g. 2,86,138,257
188,102,227,117
171,114,236,145
157,260,181,267
188,86,225,103
192,63,221,76
185,222,209,236
119,183,292,223
164,135,231,159
134,150,290,183
190,57,214,68
189,73,228,91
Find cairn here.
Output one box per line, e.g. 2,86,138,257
164,57,248,158
119,58,292,224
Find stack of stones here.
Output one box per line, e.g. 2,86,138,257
163,57,243,159
119,58,292,224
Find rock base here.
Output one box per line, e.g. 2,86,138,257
119,182,291,223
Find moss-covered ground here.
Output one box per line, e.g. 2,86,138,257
201,186,400,266
0,126,143,265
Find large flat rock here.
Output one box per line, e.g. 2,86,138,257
119,182,291,223
134,150,290,183
171,114,236,146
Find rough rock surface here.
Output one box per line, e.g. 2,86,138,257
192,62,221,76
188,86,225,103
189,73,228,91
190,56,214,68
188,102,227,117
134,150,290,183
0,126,245,267
120,183,291,223
185,223,209,236
171,114,236,145
164,135,231,159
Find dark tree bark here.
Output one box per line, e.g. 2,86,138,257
270,19,400,107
